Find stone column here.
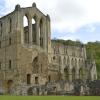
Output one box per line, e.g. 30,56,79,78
28,17,33,44
69,57,72,82
46,15,51,53
43,20,46,50
76,59,79,79
76,69,79,79
36,19,40,46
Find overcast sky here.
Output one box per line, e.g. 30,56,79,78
0,0,100,43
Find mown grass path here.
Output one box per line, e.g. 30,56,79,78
0,96,100,100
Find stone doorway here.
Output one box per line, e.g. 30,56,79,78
7,80,13,94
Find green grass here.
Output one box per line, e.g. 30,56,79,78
0,96,100,100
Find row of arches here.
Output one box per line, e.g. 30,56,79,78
64,67,84,80
23,15,44,47
63,57,84,67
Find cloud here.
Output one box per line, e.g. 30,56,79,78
0,0,100,42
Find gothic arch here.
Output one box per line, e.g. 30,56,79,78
79,68,83,79
32,15,37,44
71,58,74,67
39,18,44,47
63,56,66,65
7,80,13,94
64,67,69,80
72,67,76,80
27,74,31,84
32,56,39,74
23,15,29,43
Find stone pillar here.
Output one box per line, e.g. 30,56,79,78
28,17,33,44
43,20,46,50
36,19,40,46
76,69,79,79
46,15,51,53
69,57,72,82
76,59,79,79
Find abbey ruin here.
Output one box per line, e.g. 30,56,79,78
0,3,97,95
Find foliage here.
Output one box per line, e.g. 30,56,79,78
86,41,100,79
52,39,83,47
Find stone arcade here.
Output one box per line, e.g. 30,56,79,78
0,3,97,95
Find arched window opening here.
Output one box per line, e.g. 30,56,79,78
71,58,74,67
64,68,69,80
39,19,43,48
32,16,36,44
27,74,31,84
72,68,75,81
9,38,11,45
63,57,66,65
23,15,29,44
79,68,83,79
9,60,11,69
35,77,38,84
32,57,39,74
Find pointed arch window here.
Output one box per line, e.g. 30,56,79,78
23,15,29,44
72,68,75,80
32,16,36,44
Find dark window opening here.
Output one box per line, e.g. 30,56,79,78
39,19,43,48
27,74,31,85
53,56,55,60
48,75,51,82
35,77,38,84
32,16,36,44
9,38,11,45
9,60,11,69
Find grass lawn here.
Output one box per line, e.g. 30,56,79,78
0,96,100,100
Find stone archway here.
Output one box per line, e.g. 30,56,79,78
72,68,76,81
32,56,39,74
7,80,13,94
79,68,82,79
64,67,69,80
